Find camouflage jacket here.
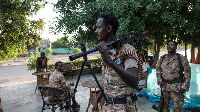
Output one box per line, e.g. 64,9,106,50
102,43,143,98
156,54,191,92
49,70,66,89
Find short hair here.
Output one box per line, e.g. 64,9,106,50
41,52,45,56
167,40,177,46
99,13,119,35
55,61,62,69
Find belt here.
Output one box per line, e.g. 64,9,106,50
107,97,127,104
162,77,183,84
105,94,138,105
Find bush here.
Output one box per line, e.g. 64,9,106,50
73,48,81,53
65,57,102,70
45,48,53,56
26,52,40,71
48,63,55,71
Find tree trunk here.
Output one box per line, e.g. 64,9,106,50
190,44,195,63
151,44,160,68
185,43,187,59
153,43,156,56
196,44,200,64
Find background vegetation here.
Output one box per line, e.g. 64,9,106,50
47,57,102,71
51,0,200,67
51,36,73,48
0,0,47,61
1,0,200,68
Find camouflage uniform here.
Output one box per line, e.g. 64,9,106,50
100,44,143,112
156,54,191,112
49,69,66,89
48,70,70,100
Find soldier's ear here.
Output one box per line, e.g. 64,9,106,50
107,25,112,33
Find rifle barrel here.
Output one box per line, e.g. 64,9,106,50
69,48,97,61
69,32,144,61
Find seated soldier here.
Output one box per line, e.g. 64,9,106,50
36,52,47,73
48,61,79,109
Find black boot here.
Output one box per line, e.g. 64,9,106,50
72,100,80,110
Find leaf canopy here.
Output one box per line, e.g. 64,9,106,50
52,0,200,48
0,0,46,61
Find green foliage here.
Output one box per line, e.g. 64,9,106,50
148,44,154,55
52,0,200,49
45,48,52,65
52,0,147,47
47,57,102,72
73,48,81,53
26,52,41,71
88,57,102,68
0,0,46,61
51,36,73,48
45,48,53,57
48,63,55,71
67,57,102,70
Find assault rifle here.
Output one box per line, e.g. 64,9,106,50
69,30,150,61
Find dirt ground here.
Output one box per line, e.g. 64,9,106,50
0,52,159,112
0,48,198,112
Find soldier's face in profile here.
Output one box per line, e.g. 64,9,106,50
167,42,177,52
56,63,63,71
95,18,108,41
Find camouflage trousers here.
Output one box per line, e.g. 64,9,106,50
162,91,185,112
99,101,138,112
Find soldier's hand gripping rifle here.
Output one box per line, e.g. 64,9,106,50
69,30,150,61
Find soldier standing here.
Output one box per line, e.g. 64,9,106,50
92,13,148,112
156,40,191,112
36,52,47,73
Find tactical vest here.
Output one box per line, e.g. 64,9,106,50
160,53,184,84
